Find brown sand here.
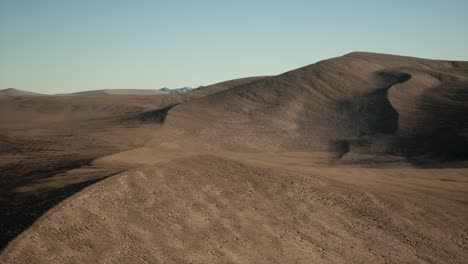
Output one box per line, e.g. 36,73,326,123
0,53,467,263
0,77,259,248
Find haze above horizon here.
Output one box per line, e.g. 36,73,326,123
1,0,468,94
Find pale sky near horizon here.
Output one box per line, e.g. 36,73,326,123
1,0,468,94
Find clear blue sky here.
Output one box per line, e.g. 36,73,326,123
1,0,468,94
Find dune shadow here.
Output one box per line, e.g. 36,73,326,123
0,157,125,251
331,72,468,167
331,72,411,158
120,105,176,124
399,81,468,165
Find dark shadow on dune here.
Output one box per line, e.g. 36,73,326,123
331,72,411,158
334,87,398,136
402,134,468,167
0,158,125,251
400,82,468,165
330,140,350,159
121,105,176,124
332,72,468,167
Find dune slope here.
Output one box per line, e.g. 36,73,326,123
1,155,467,263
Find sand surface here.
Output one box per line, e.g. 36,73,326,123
0,53,467,263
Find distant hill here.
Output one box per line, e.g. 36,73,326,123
66,89,167,96
159,87,193,94
0,88,44,96
1,80,268,97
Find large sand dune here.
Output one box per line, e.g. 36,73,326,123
0,53,467,263
165,52,468,161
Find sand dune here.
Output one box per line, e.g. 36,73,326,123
165,52,468,161
1,52,467,263
2,155,467,263
0,88,44,97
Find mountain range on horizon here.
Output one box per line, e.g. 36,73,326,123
0,87,196,96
